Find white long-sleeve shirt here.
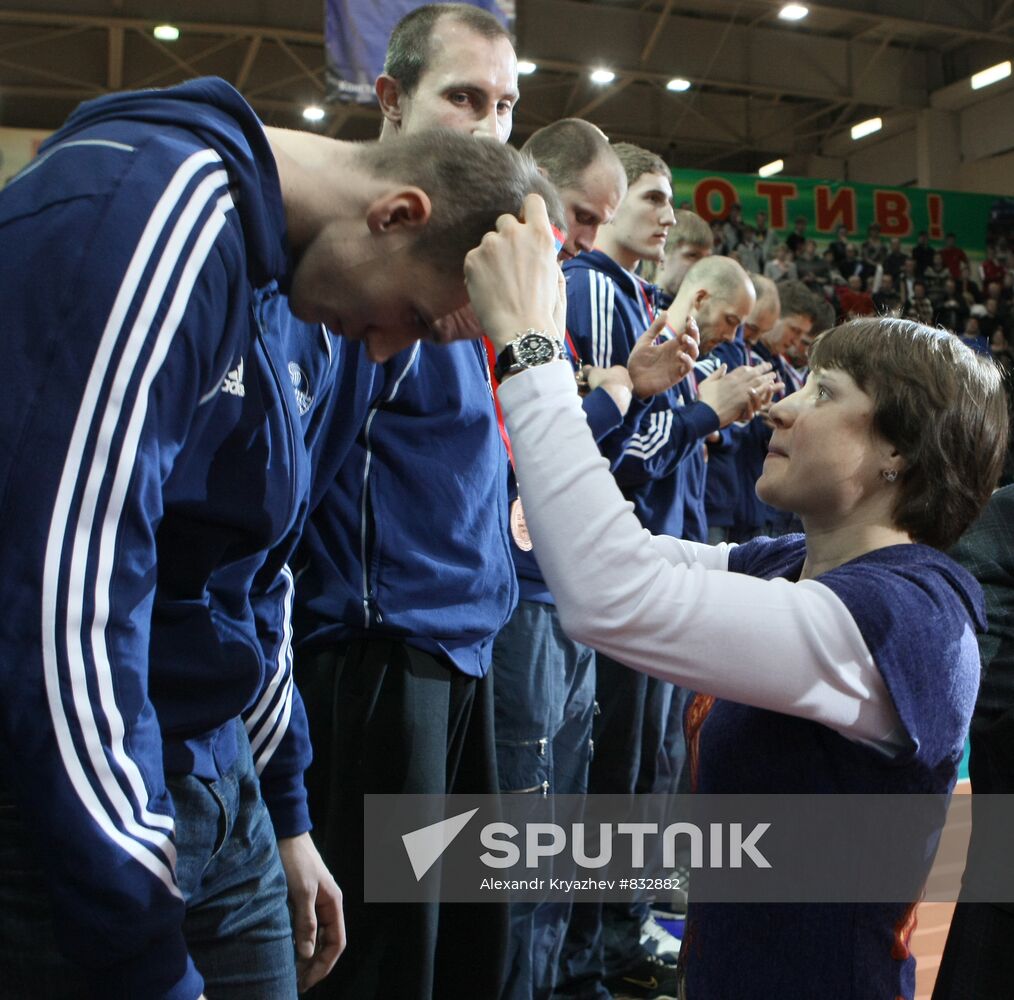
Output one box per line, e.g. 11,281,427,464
497,361,903,749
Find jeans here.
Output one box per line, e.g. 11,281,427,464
0,721,296,999
491,600,597,1000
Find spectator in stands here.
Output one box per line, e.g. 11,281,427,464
755,208,777,260
861,222,886,268
958,259,983,305
823,247,846,291
842,242,866,283
923,251,950,304
989,328,1014,374
795,238,830,291
765,243,798,283
960,315,991,356
837,274,876,320
979,298,1005,342
710,219,728,255
829,224,852,271
734,224,764,274
900,258,920,306
981,244,1006,287
872,272,903,317
935,278,969,333
984,282,1014,332
940,232,969,279
883,236,909,281
905,281,934,325
721,202,744,253
1001,269,1014,305
785,215,808,256
912,230,935,275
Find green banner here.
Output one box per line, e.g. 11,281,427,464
670,168,997,256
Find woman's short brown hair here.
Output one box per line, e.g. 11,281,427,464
809,317,1009,550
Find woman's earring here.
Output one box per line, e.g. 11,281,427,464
882,469,898,482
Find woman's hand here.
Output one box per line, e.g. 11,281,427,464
464,194,562,352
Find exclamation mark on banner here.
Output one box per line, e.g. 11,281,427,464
927,194,943,239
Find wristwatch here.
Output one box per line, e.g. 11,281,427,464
493,329,565,383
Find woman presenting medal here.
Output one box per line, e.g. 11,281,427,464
464,195,1009,1000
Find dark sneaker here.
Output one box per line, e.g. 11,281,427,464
604,952,679,999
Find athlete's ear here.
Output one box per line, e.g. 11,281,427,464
375,75,405,127
365,187,432,234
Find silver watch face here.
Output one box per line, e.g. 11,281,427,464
516,333,558,366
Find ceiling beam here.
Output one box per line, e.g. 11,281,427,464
107,26,123,90
579,0,1008,44
0,10,322,46
529,55,920,109
236,36,262,91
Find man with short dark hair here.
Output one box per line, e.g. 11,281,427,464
733,223,764,274
785,214,808,256
521,118,626,258
375,1,517,141
873,271,903,316
829,224,852,271
658,209,714,297
861,222,886,268
0,74,548,1000
913,230,935,275
795,237,830,290
941,232,969,279
906,280,934,325
883,236,909,281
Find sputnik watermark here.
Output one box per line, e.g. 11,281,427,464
366,793,1013,904
478,821,771,871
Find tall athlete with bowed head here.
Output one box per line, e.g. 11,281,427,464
465,195,1008,1000
0,74,553,1000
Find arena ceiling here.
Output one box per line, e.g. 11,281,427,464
2,0,1013,172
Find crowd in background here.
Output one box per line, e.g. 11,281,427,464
699,207,1014,354
648,208,1014,480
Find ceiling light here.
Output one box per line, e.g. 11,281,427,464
302,105,326,122
153,24,180,41
971,60,1012,90
590,68,616,85
850,116,882,140
666,78,692,92
758,159,784,177
517,60,537,75
778,4,809,21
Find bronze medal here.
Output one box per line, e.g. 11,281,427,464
510,497,533,552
